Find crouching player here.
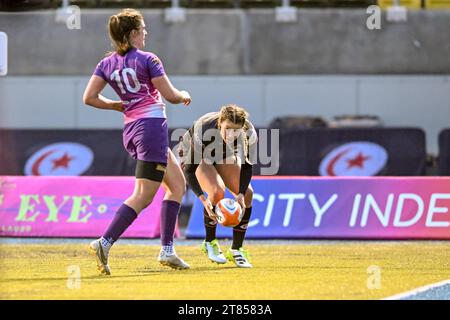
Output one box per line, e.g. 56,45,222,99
178,104,257,268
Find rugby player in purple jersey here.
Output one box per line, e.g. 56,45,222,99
83,9,191,275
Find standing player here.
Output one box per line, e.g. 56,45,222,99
179,105,257,268
83,9,191,275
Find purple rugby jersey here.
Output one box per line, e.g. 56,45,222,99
93,48,166,124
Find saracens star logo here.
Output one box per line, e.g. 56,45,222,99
24,142,94,176
319,141,388,176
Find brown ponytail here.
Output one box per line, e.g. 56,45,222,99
108,9,143,56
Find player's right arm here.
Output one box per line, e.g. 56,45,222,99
182,126,216,220
184,164,215,218
83,75,123,112
184,163,217,221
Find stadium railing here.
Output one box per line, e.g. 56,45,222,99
5,0,444,9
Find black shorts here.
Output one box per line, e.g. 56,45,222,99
135,160,166,182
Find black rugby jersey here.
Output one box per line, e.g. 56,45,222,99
179,112,257,197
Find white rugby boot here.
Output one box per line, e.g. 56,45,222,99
201,239,227,264
88,238,111,275
157,248,190,270
226,247,252,268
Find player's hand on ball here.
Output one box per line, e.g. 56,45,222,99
180,90,191,106
200,195,216,221
235,193,246,211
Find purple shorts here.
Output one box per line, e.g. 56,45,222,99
123,117,169,164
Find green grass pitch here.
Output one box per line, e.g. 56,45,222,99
1,240,449,299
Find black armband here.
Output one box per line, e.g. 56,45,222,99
239,163,253,195
183,163,204,197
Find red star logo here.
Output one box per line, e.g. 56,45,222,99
346,152,370,169
51,153,74,171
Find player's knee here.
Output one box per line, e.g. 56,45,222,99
165,182,186,200
177,182,187,198
209,187,225,204
133,192,154,209
176,175,187,197
244,187,253,207
138,198,153,210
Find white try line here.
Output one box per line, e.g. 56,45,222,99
383,279,450,300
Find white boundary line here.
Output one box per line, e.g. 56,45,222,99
383,279,450,300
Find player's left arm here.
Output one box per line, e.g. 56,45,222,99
236,162,252,209
83,75,123,112
236,121,258,209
